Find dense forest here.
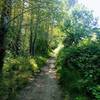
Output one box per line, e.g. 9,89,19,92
0,0,100,100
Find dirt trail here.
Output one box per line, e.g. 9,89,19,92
16,57,63,100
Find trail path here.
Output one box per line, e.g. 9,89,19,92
16,57,63,100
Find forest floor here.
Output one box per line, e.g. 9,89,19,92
16,57,64,100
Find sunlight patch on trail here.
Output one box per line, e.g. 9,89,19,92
53,43,64,57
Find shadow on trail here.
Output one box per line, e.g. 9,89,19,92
16,57,63,100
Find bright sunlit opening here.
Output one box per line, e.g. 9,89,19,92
79,0,100,25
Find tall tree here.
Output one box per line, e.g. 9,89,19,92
14,0,24,55
0,0,12,74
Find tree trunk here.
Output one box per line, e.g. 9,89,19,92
15,0,24,55
29,22,33,55
29,6,34,55
32,6,40,56
0,0,12,74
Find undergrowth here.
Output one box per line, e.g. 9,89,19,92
56,40,100,100
0,51,48,100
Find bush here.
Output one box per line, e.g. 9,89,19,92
56,39,100,99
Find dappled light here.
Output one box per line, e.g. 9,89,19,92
0,0,100,100
16,58,62,100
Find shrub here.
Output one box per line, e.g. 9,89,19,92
0,51,48,99
56,39,100,99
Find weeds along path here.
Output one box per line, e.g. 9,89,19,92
16,57,63,100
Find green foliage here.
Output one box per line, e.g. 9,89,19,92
56,3,100,99
89,85,100,100
56,37,100,99
35,39,49,55
49,36,60,49
0,51,48,99
57,48,87,99
1,0,100,99
62,5,97,47
0,0,62,99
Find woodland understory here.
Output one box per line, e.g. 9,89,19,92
0,0,100,100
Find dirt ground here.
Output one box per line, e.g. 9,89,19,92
16,57,63,100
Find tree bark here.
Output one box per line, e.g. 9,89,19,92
0,0,12,74
15,0,24,55
29,20,33,55
32,7,40,56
